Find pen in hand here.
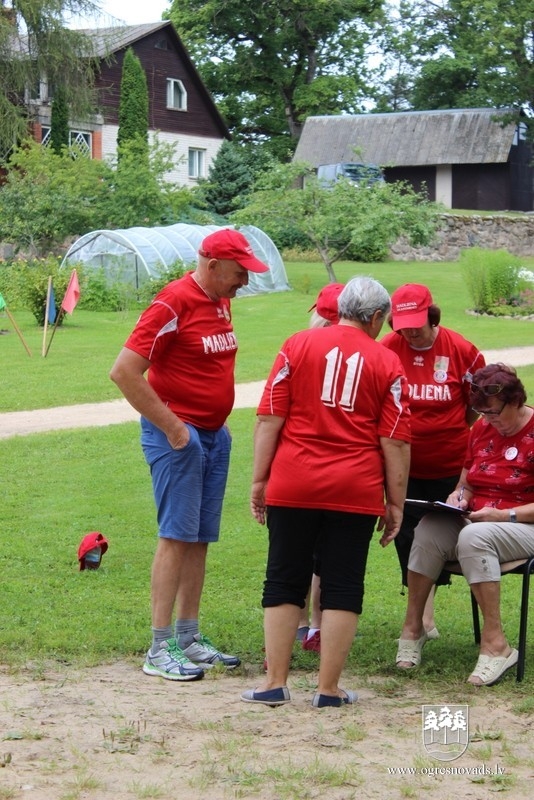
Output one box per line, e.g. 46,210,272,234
457,485,465,507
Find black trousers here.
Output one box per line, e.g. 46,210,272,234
262,506,376,615
394,475,458,587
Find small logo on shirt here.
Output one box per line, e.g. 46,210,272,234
434,370,448,383
413,355,424,367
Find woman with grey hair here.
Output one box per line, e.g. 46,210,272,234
242,276,411,708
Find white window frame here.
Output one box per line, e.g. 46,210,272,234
40,126,92,157
166,78,187,111
188,148,206,179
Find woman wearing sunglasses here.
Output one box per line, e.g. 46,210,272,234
395,363,534,685
381,284,485,638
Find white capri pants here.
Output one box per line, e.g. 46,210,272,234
408,512,534,584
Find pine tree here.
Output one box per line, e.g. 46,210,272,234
202,141,252,217
50,85,69,154
117,47,148,153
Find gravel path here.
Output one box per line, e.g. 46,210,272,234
1,346,534,440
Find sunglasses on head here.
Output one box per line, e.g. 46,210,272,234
470,383,503,397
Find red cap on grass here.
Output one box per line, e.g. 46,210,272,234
199,229,269,273
78,532,109,571
390,284,433,331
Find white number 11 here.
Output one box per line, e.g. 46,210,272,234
320,348,364,411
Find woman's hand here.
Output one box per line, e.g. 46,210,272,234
250,481,267,525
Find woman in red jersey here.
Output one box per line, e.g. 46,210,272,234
242,276,411,708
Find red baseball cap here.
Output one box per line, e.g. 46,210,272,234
78,531,109,571
307,283,344,323
390,284,433,331
199,229,269,273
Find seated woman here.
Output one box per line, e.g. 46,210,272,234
396,363,534,686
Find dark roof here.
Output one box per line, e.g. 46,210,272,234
76,22,170,58
293,108,518,168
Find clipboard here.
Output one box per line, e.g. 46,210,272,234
404,499,469,515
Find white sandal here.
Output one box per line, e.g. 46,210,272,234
467,649,518,686
396,632,428,668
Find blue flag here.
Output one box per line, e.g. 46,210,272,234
46,284,56,324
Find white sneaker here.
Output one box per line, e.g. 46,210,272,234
182,633,241,669
143,639,205,681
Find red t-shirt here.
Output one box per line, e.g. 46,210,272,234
125,272,236,430
381,327,485,479
258,324,411,515
464,412,534,511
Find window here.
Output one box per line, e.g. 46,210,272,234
188,148,206,179
167,78,187,110
40,126,92,157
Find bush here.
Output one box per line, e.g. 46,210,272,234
0,256,79,325
460,247,522,313
137,261,189,306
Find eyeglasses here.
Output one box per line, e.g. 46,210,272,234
472,401,507,417
470,383,503,397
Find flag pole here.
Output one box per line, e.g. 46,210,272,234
43,308,64,358
42,276,52,357
4,306,32,357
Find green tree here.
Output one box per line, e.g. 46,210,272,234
117,47,148,152
372,0,534,130
0,1,101,160
50,84,70,154
232,162,440,281
0,139,111,254
104,136,193,229
199,141,253,217
169,0,382,153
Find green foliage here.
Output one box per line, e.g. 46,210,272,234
76,267,134,312
49,85,70,155
0,140,111,254
105,136,193,229
460,247,522,313
0,255,79,325
137,261,189,306
198,141,253,216
0,3,100,159
232,161,441,281
117,48,149,154
170,0,379,148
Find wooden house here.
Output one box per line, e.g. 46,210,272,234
293,108,533,211
30,21,229,186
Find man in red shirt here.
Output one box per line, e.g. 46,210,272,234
110,229,269,681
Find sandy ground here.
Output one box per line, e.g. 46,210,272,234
1,661,533,800
1,346,534,799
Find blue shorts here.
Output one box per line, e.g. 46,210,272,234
140,417,231,543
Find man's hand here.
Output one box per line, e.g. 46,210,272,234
377,503,403,547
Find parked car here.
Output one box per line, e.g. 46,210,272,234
317,162,384,187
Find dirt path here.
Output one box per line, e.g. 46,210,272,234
1,347,534,440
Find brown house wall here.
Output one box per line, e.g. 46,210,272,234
383,166,436,200
94,28,227,139
452,164,510,210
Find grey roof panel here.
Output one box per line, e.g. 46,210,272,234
293,109,517,167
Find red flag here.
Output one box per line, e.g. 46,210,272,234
61,270,80,314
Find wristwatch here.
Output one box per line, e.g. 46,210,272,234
509,510,517,523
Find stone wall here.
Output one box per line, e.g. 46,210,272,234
391,214,534,262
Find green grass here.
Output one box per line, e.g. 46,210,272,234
1,258,534,410
1,258,533,695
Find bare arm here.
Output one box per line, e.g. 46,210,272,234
378,437,410,547
250,414,285,525
109,347,189,449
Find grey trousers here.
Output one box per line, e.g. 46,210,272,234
408,512,534,584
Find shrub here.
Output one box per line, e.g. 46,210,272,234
137,261,189,306
460,247,522,313
0,256,79,325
